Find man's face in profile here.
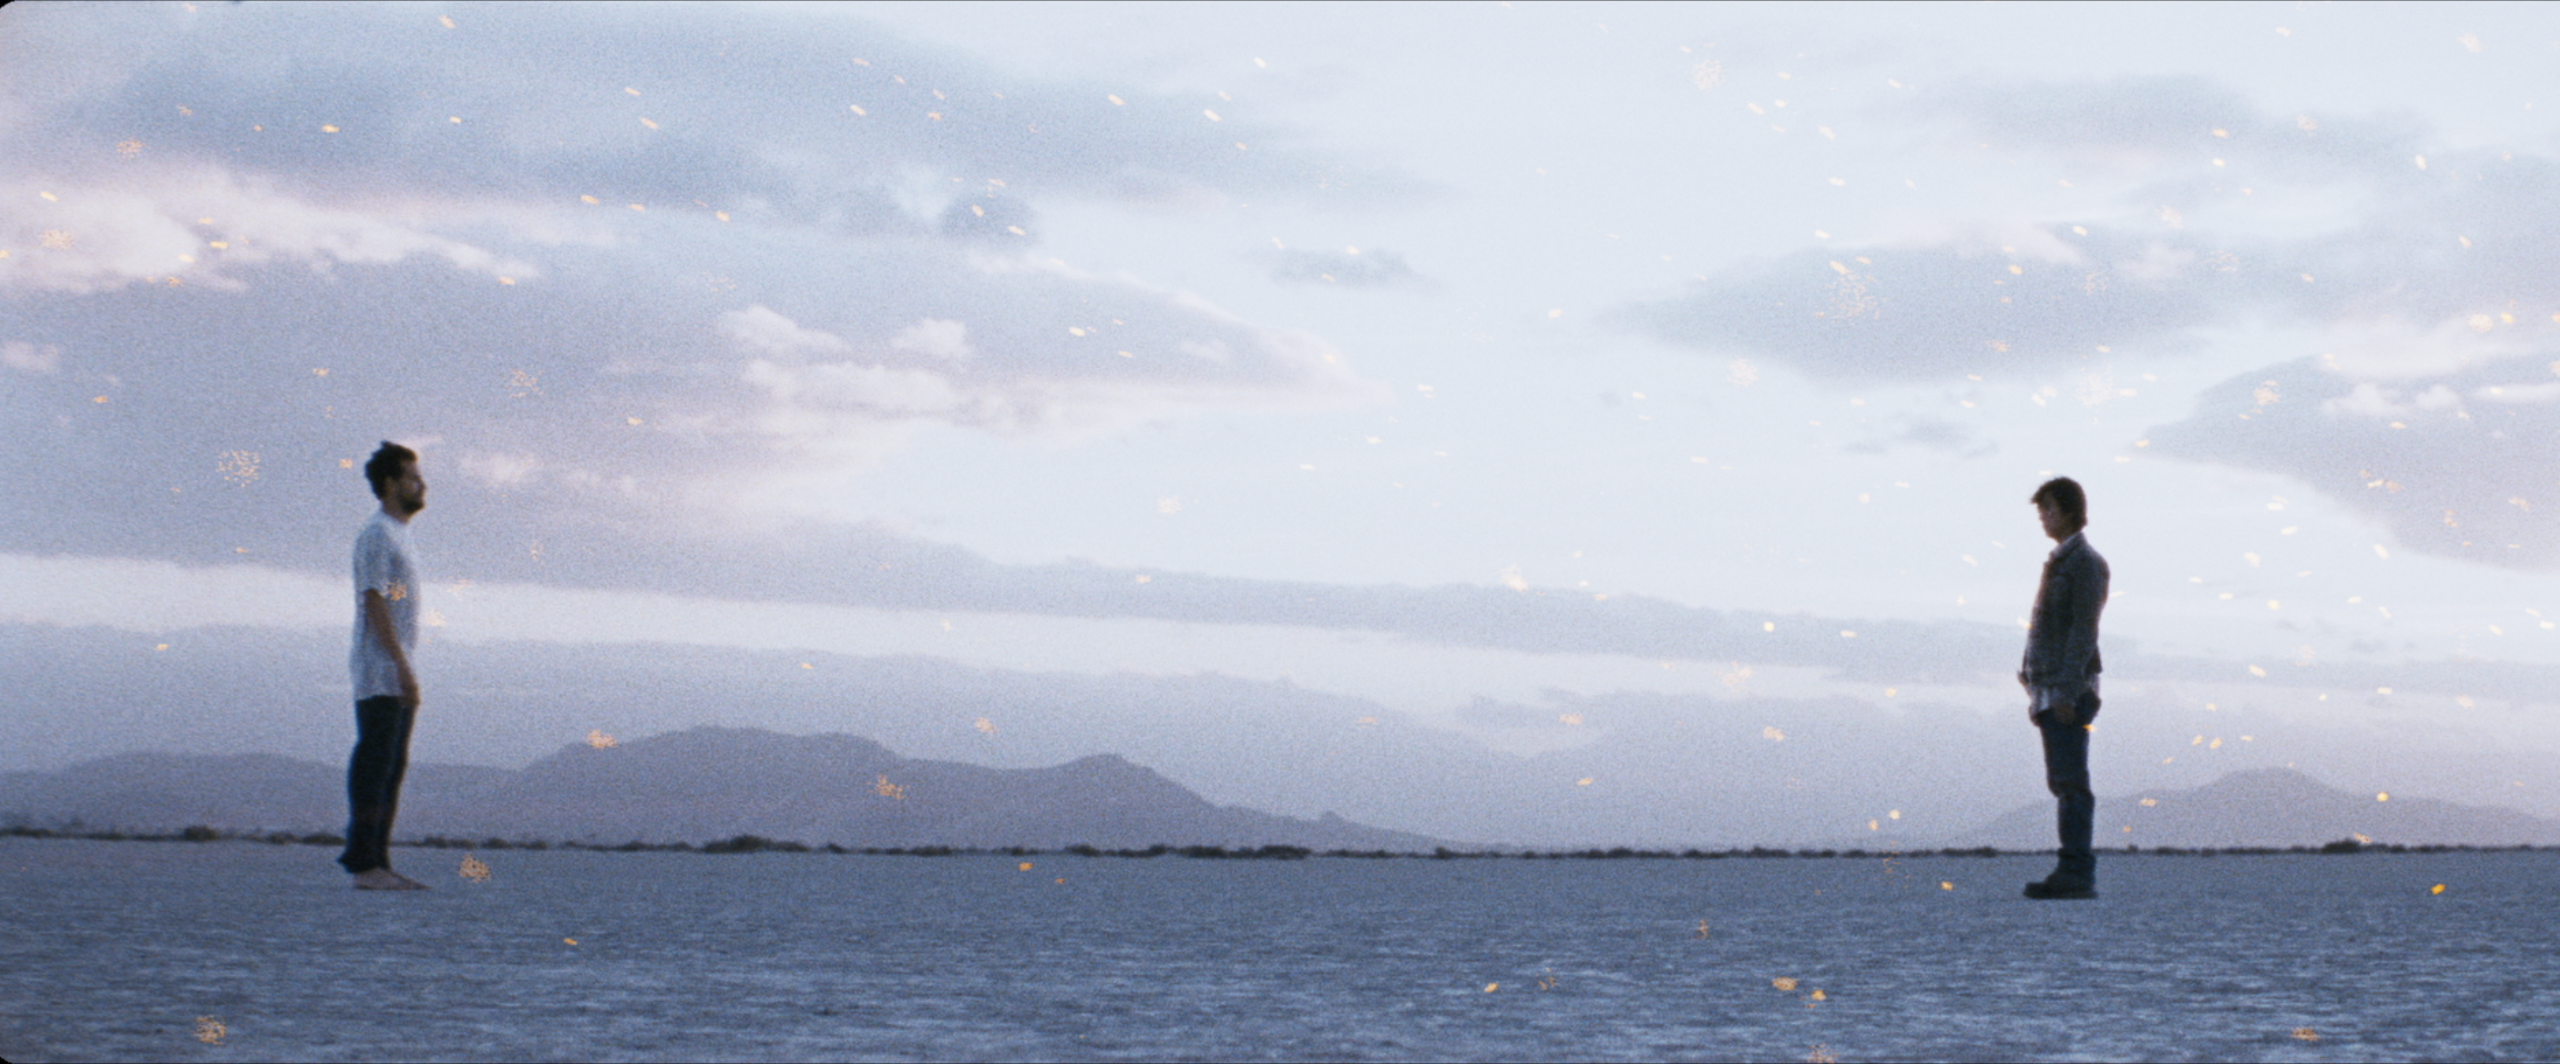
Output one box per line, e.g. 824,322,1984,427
2037,499,2074,542
387,459,427,518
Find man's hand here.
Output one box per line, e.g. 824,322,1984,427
398,665,421,710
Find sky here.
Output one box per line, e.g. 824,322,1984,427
6,1,2560,845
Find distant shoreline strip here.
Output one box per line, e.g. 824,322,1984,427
0,825,2531,859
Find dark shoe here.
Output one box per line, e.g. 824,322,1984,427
2022,877,2096,900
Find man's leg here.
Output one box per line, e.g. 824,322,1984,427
338,696,410,875
2039,694,2098,886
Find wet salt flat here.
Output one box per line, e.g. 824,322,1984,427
3,839,2555,1063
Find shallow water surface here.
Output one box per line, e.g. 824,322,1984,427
3,839,2553,1062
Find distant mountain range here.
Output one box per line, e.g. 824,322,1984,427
1947,768,2560,849
0,727,1445,851
7,727,2556,852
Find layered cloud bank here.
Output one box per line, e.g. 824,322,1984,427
0,1,1378,591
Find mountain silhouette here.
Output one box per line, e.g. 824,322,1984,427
1947,767,2560,849
0,727,1444,851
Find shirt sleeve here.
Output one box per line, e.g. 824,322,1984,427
353,523,395,597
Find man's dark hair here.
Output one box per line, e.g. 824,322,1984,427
364,441,417,500
2031,476,2087,526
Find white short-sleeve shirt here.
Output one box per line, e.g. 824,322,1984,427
349,510,421,700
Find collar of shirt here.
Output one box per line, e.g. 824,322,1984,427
2048,530,2084,561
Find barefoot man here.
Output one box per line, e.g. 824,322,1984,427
340,442,430,890
2019,476,2108,900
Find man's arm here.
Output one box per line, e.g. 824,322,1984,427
363,588,419,709
2048,552,2107,698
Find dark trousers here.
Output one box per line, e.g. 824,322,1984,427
338,696,416,874
2036,690,2100,882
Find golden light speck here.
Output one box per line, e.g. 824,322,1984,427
1772,977,1799,991
2141,798,2158,807
974,717,997,734
195,1016,227,1045
209,241,228,249
2377,792,2390,802
1107,94,1125,105
1204,109,1222,121
1696,921,1711,939
1576,778,1594,787
339,458,354,468
1940,881,1953,891
117,139,143,157
1018,861,1034,871
1888,810,1901,820
627,417,643,426
216,450,262,486
628,203,646,212
2294,1028,2320,1042
498,277,516,285
1762,727,1785,742
716,211,731,222
875,775,907,800
39,191,57,201
1560,713,1584,726
800,662,813,669
1484,983,1500,993
587,730,618,749
439,14,455,28
1761,621,1775,632
1134,574,1152,583
459,854,491,881
1548,308,1564,318
640,118,659,130
625,87,641,96
322,124,340,133
155,644,168,651
1068,326,1087,336
449,116,461,124
581,195,600,204
849,104,867,116
564,938,578,946
927,112,943,121
2432,883,2447,895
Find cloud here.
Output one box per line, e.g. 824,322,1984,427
0,0,1391,595
1618,76,2560,383
1266,246,1418,288
2147,347,2560,568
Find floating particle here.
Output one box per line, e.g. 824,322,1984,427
587,730,617,749
2377,792,2390,802
117,139,143,157
439,14,455,27
1940,881,1953,890
1762,727,1785,742
1772,977,1799,991
195,1017,226,1045
459,854,491,882
322,124,340,133
1484,983,1499,993
975,717,997,734
1577,778,1594,787
216,450,261,486
1107,94,1125,105
1696,921,1711,939
2432,883,2447,895
2294,1028,2319,1042
1018,862,1034,872
875,775,907,800
1560,714,1584,726
564,938,578,946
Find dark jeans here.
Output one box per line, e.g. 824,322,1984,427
337,696,416,874
2036,689,2101,882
